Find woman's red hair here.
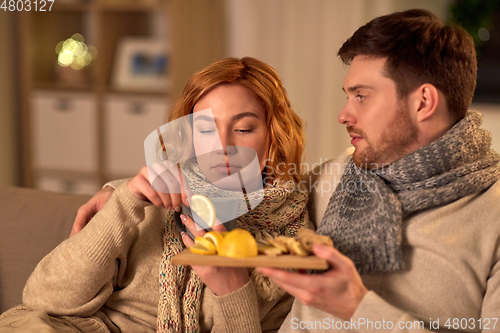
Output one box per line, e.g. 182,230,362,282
166,57,305,184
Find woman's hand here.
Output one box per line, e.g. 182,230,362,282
70,186,114,237
127,164,191,211
180,214,250,296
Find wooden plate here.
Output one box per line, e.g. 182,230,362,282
171,249,329,269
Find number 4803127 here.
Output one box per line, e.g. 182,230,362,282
1,0,55,11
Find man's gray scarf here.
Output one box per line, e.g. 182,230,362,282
316,111,500,274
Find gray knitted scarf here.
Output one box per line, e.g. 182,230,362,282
317,111,500,274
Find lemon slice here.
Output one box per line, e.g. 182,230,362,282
194,236,217,252
190,194,216,227
204,231,224,253
190,236,217,255
218,228,258,258
190,243,216,255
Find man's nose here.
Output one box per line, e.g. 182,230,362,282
338,102,356,126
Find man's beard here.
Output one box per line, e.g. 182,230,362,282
351,103,419,169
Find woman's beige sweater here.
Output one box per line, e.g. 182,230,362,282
18,184,292,332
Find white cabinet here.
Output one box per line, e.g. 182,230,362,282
32,91,98,173
104,95,169,177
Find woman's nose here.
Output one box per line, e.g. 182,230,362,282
224,146,237,155
218,132,237,155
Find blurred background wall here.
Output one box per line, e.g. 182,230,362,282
225,0,456,166
0,0,499,189
0,12,19,186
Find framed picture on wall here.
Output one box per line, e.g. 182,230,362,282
112,38,171,92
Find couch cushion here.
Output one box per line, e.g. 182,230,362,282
0,186,91,313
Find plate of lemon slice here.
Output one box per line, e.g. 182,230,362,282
172,227,331,270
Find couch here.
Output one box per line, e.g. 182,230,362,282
0,186,91,313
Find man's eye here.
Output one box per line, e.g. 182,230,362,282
356,95,365,101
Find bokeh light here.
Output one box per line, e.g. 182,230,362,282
478,27,490,42
55,33,97,70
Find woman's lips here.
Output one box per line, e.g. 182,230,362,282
212,163,242,174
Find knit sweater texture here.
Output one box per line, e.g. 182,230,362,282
0,183,292,332
279,149,500,333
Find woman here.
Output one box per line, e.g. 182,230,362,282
0,57,310,333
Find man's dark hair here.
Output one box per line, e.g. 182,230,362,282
338,9,477,123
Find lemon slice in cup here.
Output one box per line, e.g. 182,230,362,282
190,194,216,227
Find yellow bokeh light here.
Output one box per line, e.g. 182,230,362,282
77,44,88,57
70,61,84,70
55,41,63,54
84,52,93,66
75,56,86,67
89,45,98,59
56,34,96,70
67,40,79,54
71,33,84,43
58,49,74,67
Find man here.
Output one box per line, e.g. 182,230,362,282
68,9,499,332
257,9,500,332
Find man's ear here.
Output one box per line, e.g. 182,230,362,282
412,84,439,122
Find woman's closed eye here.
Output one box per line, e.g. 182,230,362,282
198,129,217,134
235,129,253,133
